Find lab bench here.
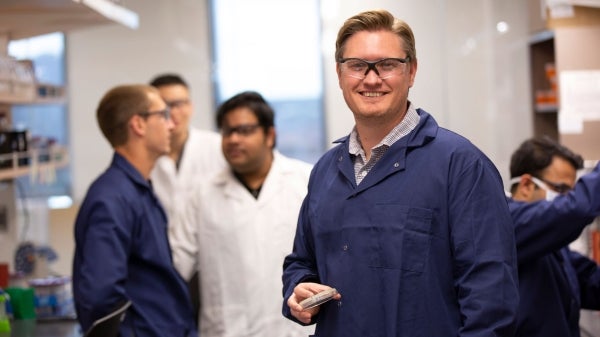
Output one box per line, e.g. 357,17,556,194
581,309,600,337
0,319,80,337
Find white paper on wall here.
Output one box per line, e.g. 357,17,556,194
545,0,600,19
559,70,600,134
546,0,576,18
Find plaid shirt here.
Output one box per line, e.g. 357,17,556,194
349,103,420,184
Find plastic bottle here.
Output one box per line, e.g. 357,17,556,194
0,289,10,333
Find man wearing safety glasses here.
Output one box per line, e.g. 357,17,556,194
508,136,600,337
73,84,197,337
282,9,518,337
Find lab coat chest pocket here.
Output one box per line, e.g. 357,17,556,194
372,204,433,271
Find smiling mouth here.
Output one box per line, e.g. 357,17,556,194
361,92,384,97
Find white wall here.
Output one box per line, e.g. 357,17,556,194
321,0,532,183
68,0,214,201
69,0,532,202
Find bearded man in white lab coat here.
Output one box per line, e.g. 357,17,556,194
169,91,314,337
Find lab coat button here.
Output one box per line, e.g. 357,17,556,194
342,244,348,251
394,162,399,168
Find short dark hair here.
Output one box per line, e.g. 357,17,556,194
510,136,584,181
216,91,275,130
216,91,276,147
149,73,188,88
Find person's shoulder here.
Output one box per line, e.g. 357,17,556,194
415,112,481,155
186,127,223,158
80,168,135,213
435,127,476,148
275,152,313,175
432,128,493,167
413,108,465,144
87,165,129,192
415,110,471,147
412,111,493,168
277,152,313,167
185,127,221,147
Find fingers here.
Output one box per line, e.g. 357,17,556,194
287,292,303,313
295,282,334,299
288,292,316,323
287,282,341,324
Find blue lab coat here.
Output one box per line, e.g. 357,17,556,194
508,162,600,337
73,153,197,337
283,110,519,337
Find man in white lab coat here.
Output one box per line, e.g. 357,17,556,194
169,91,314,337
149,74,226,324
149,74,226,226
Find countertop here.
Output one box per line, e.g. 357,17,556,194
0,319,80,337
581,309,600,337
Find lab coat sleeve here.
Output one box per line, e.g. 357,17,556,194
449,158,519,336
168,192,199,281
510,162,600,263
74,198,132,330
282,191,320,323
570,250,600,310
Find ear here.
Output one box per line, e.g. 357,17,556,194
408,59,418,88
129,115,147,137
513,174,536,201
266,126,276,149
336,63,343,89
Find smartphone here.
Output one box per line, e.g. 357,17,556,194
299,288,338,310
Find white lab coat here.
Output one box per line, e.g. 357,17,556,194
170,151,315,337
151,127,226,226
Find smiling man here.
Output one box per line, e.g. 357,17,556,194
282,9,519,336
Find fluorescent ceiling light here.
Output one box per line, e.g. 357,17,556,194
76,0,139,29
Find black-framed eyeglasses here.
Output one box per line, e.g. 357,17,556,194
337,57,410,79
533,176,572,194
221,124,261,137
165,99,190,109
138,107,171,120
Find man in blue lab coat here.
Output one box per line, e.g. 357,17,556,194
282,9,519,337
508,137,600,337
72,84,197,337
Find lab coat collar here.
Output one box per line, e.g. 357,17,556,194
212,150,289,203
331,108,437,148
111,152,153,190
333,108,439,193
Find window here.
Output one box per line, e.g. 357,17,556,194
210,0,325,163
8,32,70,204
